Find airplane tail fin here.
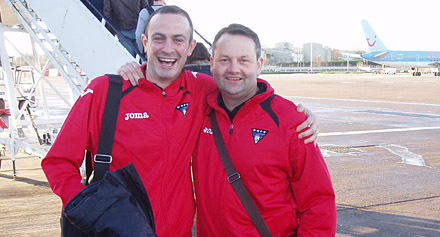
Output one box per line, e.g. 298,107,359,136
361,20,387,52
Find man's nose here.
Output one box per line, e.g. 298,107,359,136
228,60,240,73
162,39,174,54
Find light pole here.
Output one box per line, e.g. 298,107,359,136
310,42,313,73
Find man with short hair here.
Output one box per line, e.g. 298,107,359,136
43,6,318,236
192,24,337,236
43,6,212,236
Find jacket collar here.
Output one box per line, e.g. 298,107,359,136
207,78,275,119
137,67,185,97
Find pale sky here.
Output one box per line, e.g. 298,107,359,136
4,0,438,57
167,0,439,52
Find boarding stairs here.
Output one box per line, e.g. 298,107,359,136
0,0,136,178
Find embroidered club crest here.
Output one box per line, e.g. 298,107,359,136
176,102,189,116
252,128,268,144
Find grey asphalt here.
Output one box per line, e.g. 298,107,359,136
0,73,439,236
266,73,440,236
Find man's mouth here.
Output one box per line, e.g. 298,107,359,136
226,77,241,81
159,57,177,66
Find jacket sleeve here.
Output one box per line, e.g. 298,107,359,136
135,9,149,51
41,76,108,208
289,129,337,236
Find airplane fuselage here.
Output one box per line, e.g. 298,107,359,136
361,50,440,68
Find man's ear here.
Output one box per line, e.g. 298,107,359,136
141,34,148,53
187,39,197,56
256,57,264,76
210,55,214,75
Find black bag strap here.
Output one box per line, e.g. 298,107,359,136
89,74,123,183
210,109,272,237
84,151,93,185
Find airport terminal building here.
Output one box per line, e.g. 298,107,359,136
263,42,332,66
303,42,331,62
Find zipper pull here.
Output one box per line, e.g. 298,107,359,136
162,91,167,97
229,124,234,134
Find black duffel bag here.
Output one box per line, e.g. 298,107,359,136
60,75,156,236
61,163,156,236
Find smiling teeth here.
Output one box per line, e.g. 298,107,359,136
160,58,176,62
227,78,240,80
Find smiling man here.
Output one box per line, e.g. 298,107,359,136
192,24,337,236
42,6,216,236
141,9,195,88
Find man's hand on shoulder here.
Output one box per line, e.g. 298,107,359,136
117,61,146,86
296,103,319,145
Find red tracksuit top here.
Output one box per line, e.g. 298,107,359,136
41,69,216,236
193,79,337,236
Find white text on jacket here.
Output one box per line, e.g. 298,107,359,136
125,112,150,120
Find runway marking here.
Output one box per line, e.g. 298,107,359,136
319,144,426,167
283,95,440,107
379,144,426,167
319,144,363,158
337,195,440,211
359,110,440,119
319,126,440,137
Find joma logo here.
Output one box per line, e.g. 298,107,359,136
125,112,150,120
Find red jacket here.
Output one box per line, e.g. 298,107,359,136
193,79,336,236
42,70,216,236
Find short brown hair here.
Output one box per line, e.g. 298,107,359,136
144,5,194,44
212,24,261,59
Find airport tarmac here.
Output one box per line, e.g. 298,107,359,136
0,73,439,236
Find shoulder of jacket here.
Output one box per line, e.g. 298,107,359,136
139,8,150,16
184,70,212,79
264,95,306,126
270,94,294,107
82,75,113,97
184,70,215,88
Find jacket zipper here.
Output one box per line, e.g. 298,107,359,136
229,124,234,134
160,91,171,233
